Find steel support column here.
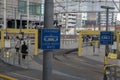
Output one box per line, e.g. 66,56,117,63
43,0,54,80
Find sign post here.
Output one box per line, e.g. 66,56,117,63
42,0,55,80
101,6,114,80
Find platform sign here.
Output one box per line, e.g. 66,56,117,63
100,31,113,45
41,28,60,50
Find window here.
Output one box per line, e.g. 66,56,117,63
18,1,43,15
29,2,41,15
18,0,27,14
41,4,44,15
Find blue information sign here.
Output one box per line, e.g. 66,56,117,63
41,28,60,50
100,31,113,45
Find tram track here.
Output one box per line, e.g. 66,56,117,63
1,48,119,80
53,54,103,80
35,49,104,80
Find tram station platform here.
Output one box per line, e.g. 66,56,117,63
0,41,120,80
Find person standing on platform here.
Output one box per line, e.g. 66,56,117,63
21,41,28,59
15,40,20,53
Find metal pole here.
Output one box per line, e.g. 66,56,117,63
4,0,6,29
55,13,58,27
65,0,68,29
18,14,22,65
78,0,81,27
104,9,109,80
39,3,41,28
106,9,109,31
98,12,101,31
15,8,17,29
105,8,109,63
101,6,114,80
65,0,68,44
111,12,114,28
43,0,54,80
113,16,117,43
27,0,29,29
115,16,117,34
39,15,41,28
20,14,22,32
115,22,116,34
4,0,8,39
98,12,101,48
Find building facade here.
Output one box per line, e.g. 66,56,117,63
0,0,118,29
0,0,44,28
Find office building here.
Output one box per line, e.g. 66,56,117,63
0,0,44,28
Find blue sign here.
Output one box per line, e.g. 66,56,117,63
41,28,60,50
100,31,113,45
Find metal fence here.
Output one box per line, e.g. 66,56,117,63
0,48,34,69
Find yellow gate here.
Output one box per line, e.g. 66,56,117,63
78,30,100,57
0,28,38,55
116,31,120,59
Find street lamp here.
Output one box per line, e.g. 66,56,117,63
101,6,114,80
101,6,114,31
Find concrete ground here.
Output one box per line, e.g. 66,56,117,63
0,40,120,80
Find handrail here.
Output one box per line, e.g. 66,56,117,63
0,48,35,68
11,52,34,63
0,74,17,80
104,64,120,74
104,64,118,69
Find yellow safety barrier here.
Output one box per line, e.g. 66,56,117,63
104,56,109,65
11,52,34,62
78,30,120,57
104,64,120,74
117,68,120,72
1,29,38,55
78,30,100,57
0,41,2,49
103,64,117,78
4,51,11,58
0,74,17,80
104,64,118,70
91,40,99,46
116,31,120,57
108,53,117,59
0,48,11,58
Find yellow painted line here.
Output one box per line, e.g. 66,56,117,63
8,72,40,80
0,74,17,80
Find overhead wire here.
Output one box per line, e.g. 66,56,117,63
112,0,120,12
